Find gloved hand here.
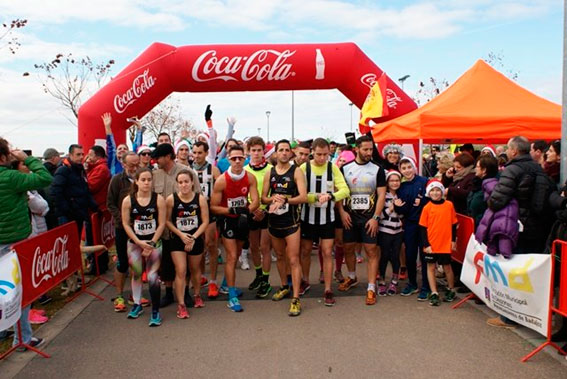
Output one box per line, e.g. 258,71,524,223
205,104,212,121
227,116,237,126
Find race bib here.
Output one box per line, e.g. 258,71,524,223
176,216,198,231
351,194,370,210
134,219,156,235
273,203,289,215
228,196,247,208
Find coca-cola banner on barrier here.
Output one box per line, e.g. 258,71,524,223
78,42,417,147
11,223,82,308
91,210,115,249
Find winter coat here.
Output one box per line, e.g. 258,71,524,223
107,171,134,230
467,177,486,228
28,190,49,236
51,158,98,222
396,174,427,223
475,178,519,258
0,156,52,244
87,158,111,210
488,154,554,240
442,170,475,215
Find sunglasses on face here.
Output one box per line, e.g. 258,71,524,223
229,156,245,162
139,152,151,156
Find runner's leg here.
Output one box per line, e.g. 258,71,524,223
172,251,187,306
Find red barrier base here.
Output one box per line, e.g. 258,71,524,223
65,269,104,303
0,321,50,360
521,341,566,362
452,294,477,310
85,251,116,292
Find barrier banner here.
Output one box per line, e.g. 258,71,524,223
453,214,475,264
461,235,551,336
0,251,22,331
11,223,82,308
91,210,115,249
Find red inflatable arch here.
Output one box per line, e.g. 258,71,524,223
78,42,417,147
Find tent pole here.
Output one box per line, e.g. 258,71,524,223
419,139,423,176
561,0,567,186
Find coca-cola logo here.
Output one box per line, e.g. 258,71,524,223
114,69,156,114
32,235,70,288
360,73,401,109
101,216,115,245
192,49,296,82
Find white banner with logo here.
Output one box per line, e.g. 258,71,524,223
461,235,551,336
0,251,22,331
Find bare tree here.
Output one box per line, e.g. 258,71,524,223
0,18,27,55
31,54,115,124
485,50,519,81
140,96,195,143
413,77,450,106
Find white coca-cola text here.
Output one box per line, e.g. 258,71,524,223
113,69,156,114
360,73,401,109
32,236,70,288
191,49,296,82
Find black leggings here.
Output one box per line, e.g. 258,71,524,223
378,232,402,279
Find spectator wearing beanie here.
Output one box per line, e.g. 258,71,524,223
381,144,403,171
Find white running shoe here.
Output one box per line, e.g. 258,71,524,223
271,251,277,262
204,251,210,265
239,253,250,270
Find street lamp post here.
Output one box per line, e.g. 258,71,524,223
349,103,353,131
257,127,261,136
266,110,271,142
398,74,410,90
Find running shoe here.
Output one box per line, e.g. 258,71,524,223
256,281,272,298
248,275,263,291
128,295,150,307
365,290,377,305
205,252,210,265
32,309,46,316
227,297,243,312
114,295,126,312
217,253,223,264
29,310,48,324
338,276,358,291
271,251,277,262
200,276,209,288
399,267,408,280
177,304,189,319
443,289,456,302
208,283,219,299
387,281,398,296
142,271,148,283
356,254,364,263
16,337,44,352
127,304,144,319
378,282,387,296
298,280,311,296
324,290,336,307
194,295,205,308
149,311,162,326
239,253,250,270
400,284,418,296
334,270,344,283
38,294,52,305
272,287,290,301
318,271,324,284
429,292,440,307
219,286,243,297
417,288,431,302
288,298,301,317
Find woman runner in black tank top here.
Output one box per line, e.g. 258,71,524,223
166,169,210,317
121,168,166,326
268,165,300,230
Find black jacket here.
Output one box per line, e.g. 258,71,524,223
51,158,98,221
106,171,134,230
488,154,554,238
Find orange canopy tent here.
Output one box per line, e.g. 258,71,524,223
372,60,562,144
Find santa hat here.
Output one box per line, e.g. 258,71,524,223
382,143,403,158
196,132,210,142
399,156,417,172
426,179,445,197
385,169,402,181
175,139,191,154
481,145,496,157
265,144,275,159
136,145,153,155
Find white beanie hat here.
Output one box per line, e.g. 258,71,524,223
426,179,445,197
382,143,403,158
175,139,191,154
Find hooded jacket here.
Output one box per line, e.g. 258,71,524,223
87,158,111,210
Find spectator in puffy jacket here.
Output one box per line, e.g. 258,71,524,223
51,144,99,239
86,145,111,211
468,155,499,228
442,152,476,215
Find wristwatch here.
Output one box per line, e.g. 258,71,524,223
372,215,380,221
147,241,156,247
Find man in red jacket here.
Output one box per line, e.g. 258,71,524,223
86,145,111,211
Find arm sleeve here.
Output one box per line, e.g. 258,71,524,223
420,226,430,247
332,165,350,202
206,120,218,164
28,191,49,217
132,129,143,152
11,157,53,192
106,134,118,175
88,166,110,194
218,119,236,160
488,168,517,211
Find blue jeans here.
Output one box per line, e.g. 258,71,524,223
0,244,33,345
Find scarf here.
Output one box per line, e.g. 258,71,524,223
453,165,474,182
248,158,267,170
192,161,209,171
227,167,246,181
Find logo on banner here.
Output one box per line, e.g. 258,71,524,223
360,73,402,109
114,69,156,114
473,250,534,293
32,235,70,288
101,215,115,245
192,49,296,82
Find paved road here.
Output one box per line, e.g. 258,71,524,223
10,255,567,378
